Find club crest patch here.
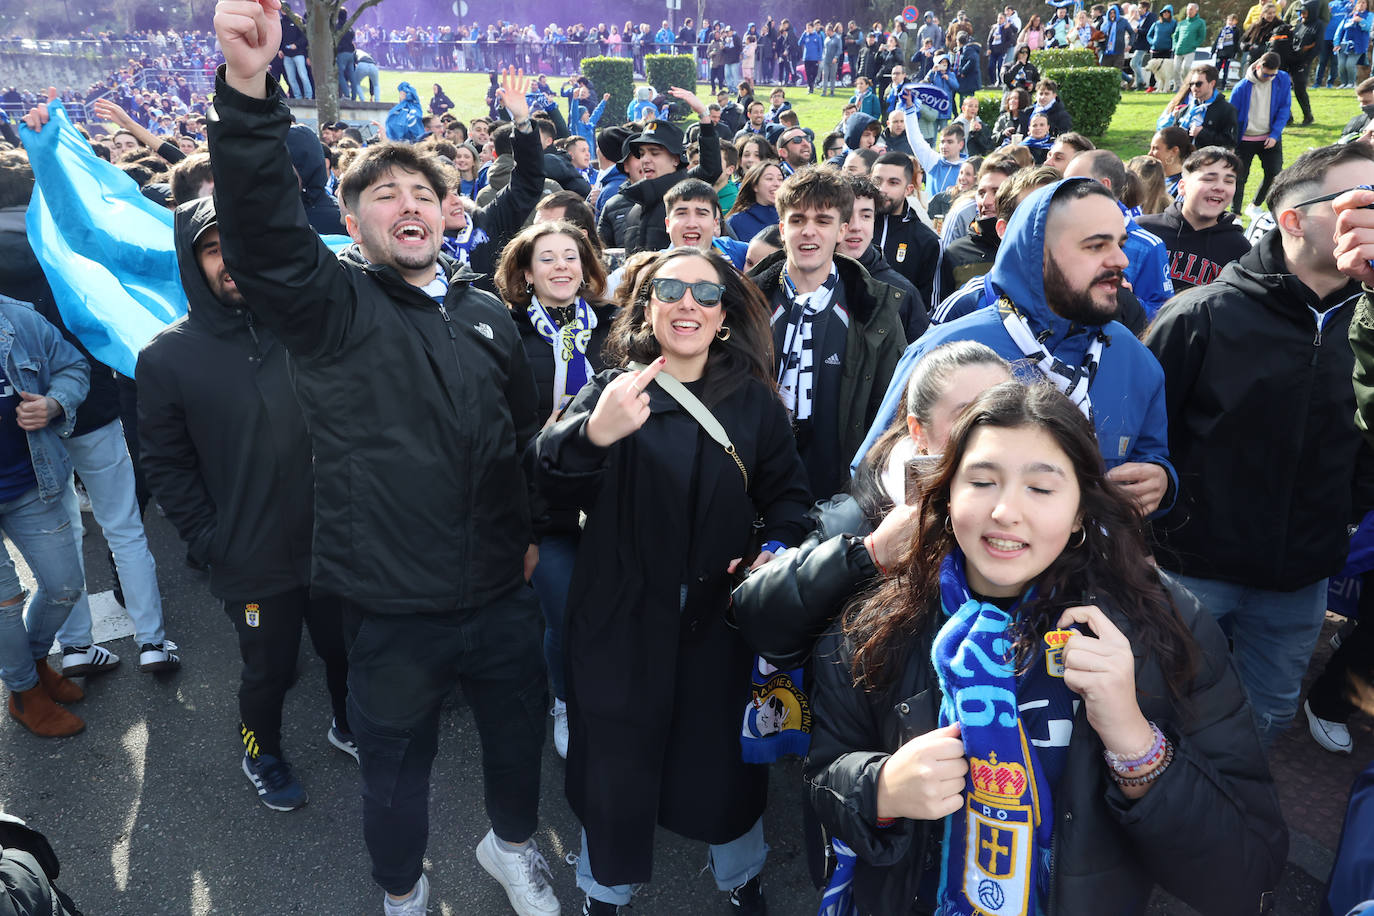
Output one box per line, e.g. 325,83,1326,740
245,603,260,628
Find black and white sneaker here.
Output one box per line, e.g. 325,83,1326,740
328,719,359,762
582,897,620,914
138,641,180,673
729,875,767,915
60,644,120,677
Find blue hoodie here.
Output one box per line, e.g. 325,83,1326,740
1147,5,1177,50
852,179,1178,510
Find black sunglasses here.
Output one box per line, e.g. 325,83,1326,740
1288,186,1370,210
651,277,725,306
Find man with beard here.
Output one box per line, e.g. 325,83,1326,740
1137,146,1251,292
869,151,941,333
777,125,814,175
856,178,1177,518
1146,141,1374,749
1063,149,1175,317
209,3,556,912
139,198,350,812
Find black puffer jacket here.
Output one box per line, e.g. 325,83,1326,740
805,574,1288,916
619,122,722,254
1146,229,1372,590
137,196,314,602
208,70,542,614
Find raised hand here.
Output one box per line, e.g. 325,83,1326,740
214,0,283,97
668,85,709,117
875,722,968,821
1055,604,1153,759
499,66,533,121
1333,186,1374,286
20,87,57,133
91,97,137,130
585,357,665,447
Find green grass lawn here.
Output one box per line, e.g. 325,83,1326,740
380,69,1354,165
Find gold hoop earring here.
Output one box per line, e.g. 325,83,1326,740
1070,527,1086,549
944,516,953,534
716,325,732,341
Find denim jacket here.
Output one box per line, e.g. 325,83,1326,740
0,295,89,501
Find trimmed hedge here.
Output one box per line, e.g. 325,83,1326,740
581,56,635,126
645,54,698,119
977,93,1001,128
1031,48,1098,70
1043,66,1122,137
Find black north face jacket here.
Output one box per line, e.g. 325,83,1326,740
208,69,541,614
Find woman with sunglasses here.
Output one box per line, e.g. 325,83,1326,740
806,381,1286,916
534,248,811,915
726,161,784,244
494,221,616,762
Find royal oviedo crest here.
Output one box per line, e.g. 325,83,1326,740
964,753,1034,916
245,603,260,628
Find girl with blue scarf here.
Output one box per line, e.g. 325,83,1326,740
807,382,1287,916
495,222,617,762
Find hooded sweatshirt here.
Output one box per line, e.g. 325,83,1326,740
1137,201,1252,293
855,179,1178,511
1146,229,1367,590
283,123,346,236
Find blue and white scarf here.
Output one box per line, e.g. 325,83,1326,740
440,222,489,268
527,295,597,411
932,550,1062,916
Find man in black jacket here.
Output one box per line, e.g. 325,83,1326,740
1181,63,1240,149
1137,146,1250,291
618,97,722,254
210,7,555,912
838,175,920,305
1145,142,1374,748
535,118,591,197
748,166,909,498
870,151,941,331
140,198,348,813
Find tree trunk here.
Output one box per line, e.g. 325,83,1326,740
307,3,339,125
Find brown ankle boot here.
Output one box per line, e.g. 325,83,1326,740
36,659,84,704
7,686,85,737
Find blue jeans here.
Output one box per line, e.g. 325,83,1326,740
336,51,356,99
0,485,85,692
1131,48,1149,86
352,61,380,102
575,818,767,906
1171,573,1327,746
1339,49,1361,86
530,533,578,701
55,420,164,649
1316,39,1336,86
282,54,313,98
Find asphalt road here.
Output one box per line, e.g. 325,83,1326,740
0,511,1339,916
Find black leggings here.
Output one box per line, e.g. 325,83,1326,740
1235,137,1284,210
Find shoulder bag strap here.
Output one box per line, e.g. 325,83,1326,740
628,361,749,488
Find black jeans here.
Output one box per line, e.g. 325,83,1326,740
342,585,547,896
804,60,819,90
224,587,349,759
1292,66,1313,121
1235,137,1284,210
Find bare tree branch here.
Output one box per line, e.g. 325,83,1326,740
344,0,388,35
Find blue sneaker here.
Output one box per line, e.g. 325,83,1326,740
328,719,359,762
241,752,307,811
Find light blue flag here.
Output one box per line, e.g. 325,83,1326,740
20,98,184,379
20,99,352,379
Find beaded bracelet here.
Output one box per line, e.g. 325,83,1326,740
1109,740,1175,788
1103,721,1164,773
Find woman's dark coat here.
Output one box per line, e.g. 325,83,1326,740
534,369,811,885
805,574,1289,916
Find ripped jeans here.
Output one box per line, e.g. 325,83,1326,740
0,483,86,692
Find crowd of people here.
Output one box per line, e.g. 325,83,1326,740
1,0,1374,914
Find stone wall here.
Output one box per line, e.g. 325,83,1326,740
0,51,133,96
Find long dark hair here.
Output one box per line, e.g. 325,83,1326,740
727,161,784,218
603,248,775,407
845,381,1198,696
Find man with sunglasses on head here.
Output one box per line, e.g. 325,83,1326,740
1145,142,1374,750
747,167,909,498
1230,51,1293,220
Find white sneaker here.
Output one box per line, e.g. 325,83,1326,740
551,699,568,759
138,640,181,673
383,873,430,915
60,644,120,677
1305,700,1353,754
475,829,561,916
